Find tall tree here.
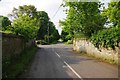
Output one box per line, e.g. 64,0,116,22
12,15,38,41
61,29,70,42
8,5,37,20
0,16,11,31
90,1,120,49
9,5,38,41
36,11,60,43
37,11,50,40
102,1,120,27
60,2,106,38
48,21,60,43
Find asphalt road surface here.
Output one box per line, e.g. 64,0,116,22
22,43,118,79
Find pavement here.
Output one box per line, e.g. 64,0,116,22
21,43,119,79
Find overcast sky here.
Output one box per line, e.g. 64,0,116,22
0,0,110,34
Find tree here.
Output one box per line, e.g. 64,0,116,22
8,5,37,20
12,15,38,41
0,16,11,31
90,1,120,49
61,30,69,42
9,5,59,43
59,19,73,42
60,2,106,38
48,21,60,43
6,5,39,41
36,11,60,44
102,1,120,27
36,11,50,40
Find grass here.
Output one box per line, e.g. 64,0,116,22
64,40,73,44
0,30,13,34
74,51,119,66
2,46,38,78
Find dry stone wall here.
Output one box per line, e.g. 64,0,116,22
73,38,119,63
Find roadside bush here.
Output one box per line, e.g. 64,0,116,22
61,30,72,42
65,40,73,44
74,33,88,39
90,27,120,49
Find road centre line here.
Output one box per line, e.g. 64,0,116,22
52,47,83,79
55,52,61,58
63,61,83,79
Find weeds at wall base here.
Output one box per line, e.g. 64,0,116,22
2,46,38,78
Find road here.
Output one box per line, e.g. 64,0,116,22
22,43,118,79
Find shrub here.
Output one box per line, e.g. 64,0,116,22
90,27,120,49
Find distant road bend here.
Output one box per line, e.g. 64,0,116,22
22,43,118,79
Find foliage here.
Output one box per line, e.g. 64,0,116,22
8,5,37,19
102,1,120,27
2,46,38,78
60,1,120,49
37,11,50,40
90,1,120,49
0,30,13,34
36,11,60,44
90,27,120,49
6,5,59,43
0,16,11,31
48,21,60,43
2,5,39,41
74,32,88,39
60,2,106,38
64,40,73,44
61,29,72,42
12,15,38,41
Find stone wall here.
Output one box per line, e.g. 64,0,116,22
2,32,35,59
73,38,119,63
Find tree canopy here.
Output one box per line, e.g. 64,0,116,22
12,15,38,41
36,11,60,44
37,11,50,40
0,16,11,31
8,5,37,19
60,2,107,38
102,2,120,27
2,5,60,43
90,1,120,49
60,1,120,49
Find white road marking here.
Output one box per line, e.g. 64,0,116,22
64,61,83,79
55,52,61,58
52,47,83,80
64,61,83,80
52,47,61,58
62,65,67,68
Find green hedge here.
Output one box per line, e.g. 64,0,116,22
90,27,120,49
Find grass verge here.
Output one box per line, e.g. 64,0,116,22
2,46,38,78
64,40,73,44
0,30,13,34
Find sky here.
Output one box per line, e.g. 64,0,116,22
0,0,111,34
